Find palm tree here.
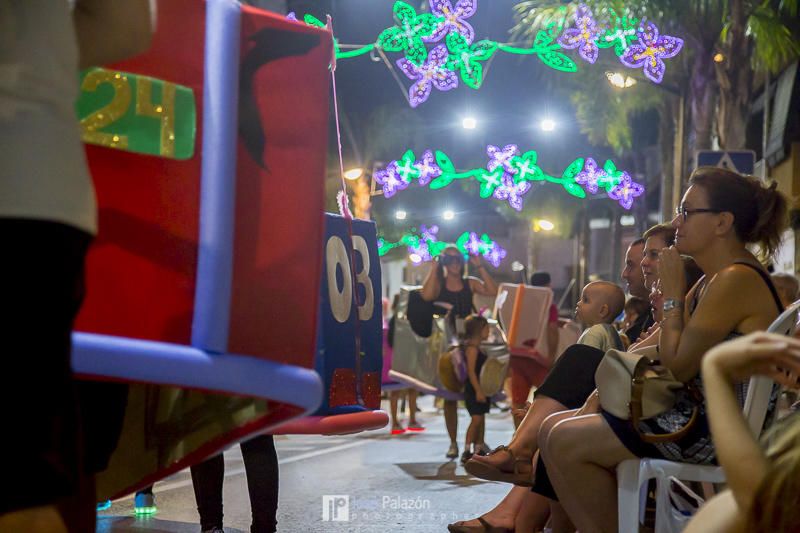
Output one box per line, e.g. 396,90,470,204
512,0,799,152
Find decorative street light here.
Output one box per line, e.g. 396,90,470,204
344,167,364,180
605,71,637,88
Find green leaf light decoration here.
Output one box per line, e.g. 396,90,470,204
375,145,645,210
291,2,680,106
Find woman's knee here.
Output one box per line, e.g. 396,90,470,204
538,410,574,448
541,417,586,465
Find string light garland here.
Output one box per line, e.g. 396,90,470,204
378,225,508,267
373,145,645,210
291,1,683,106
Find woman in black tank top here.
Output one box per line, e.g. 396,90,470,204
538,168,790,532
420,246,499,458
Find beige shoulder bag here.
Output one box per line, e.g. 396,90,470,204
595,349,699,443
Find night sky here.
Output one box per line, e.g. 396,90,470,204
299,0,627,238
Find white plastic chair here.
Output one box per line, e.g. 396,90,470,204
616,299,800,533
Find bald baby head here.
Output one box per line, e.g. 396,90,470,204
575,281,626,326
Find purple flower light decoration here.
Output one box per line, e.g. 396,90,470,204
397,45,459,108
375,161,411,198
574,158,608,194
483,242,507,268
286,12,298,21
420,224,439,242
409,241,432,264
607,172,645,210
486,144,520,174
557,5,601,64
493,174,532,211
427,0,478,44
620,22,683,84
414,150,443,186
465,232,484,256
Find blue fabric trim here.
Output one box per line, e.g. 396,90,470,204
192,0,241,352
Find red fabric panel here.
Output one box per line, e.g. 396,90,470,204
75,0,204,344
227,8,332,366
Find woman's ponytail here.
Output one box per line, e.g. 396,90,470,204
750,180,788,260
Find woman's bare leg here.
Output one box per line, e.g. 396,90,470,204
448,485,527,530
540,414,636,533
510,398,573,456
407,389,420,426
465,415,482,454
548,502,575,533
389,390,403,430
514,489,551,532
444,399,458,445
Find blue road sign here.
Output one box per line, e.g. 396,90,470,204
696,150,756,175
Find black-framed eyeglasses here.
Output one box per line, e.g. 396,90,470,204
674,205,724,222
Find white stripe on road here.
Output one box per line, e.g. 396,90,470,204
114,439,369,501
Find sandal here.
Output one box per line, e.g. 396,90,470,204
447,516,514,532
464,445,533,486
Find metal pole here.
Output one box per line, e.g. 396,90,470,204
762,70,770,179
672,92,686,211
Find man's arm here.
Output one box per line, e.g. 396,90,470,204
73,0,156,69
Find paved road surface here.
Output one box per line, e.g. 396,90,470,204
98,396,515,532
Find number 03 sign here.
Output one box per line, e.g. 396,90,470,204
317,214,383,414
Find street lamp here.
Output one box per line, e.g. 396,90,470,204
442,209,455,221
605,71,637,88
395,209,407,220
534,219,554,232
462,117,477,129
603,71,684,222
540,118,556,132
344,167,364,180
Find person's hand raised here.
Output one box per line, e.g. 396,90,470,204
703,332,800,387
468,254,482,268
658,246,686,300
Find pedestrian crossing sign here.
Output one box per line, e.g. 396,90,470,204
695,150,756,175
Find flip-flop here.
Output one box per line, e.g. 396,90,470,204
447,516,514,532
390,427,406,435
406,422,426,431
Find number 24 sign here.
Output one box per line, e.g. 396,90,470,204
76,68,196,160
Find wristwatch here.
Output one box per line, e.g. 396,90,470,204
662,298,684,313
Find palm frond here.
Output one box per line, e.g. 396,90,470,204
747,4,800,72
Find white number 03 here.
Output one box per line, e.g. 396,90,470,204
326,235,374,323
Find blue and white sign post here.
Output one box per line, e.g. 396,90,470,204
695,150,756,175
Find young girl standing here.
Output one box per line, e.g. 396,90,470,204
462,315,491,464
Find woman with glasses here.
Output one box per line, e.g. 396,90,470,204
421,246,498,459
539,167,788,532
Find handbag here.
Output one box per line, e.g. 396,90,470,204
595,348,699,443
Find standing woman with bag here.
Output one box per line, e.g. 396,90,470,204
421,246,498,459
539,168,788,533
